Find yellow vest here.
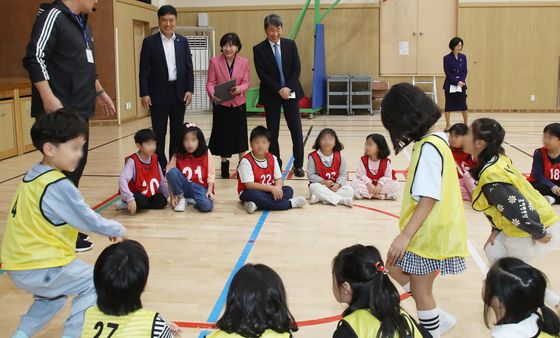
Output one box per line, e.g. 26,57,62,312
82,306,157,337
472,155,559,238
1,170,78,270
206,329,291,338
400,134,468,259
343,309,424,338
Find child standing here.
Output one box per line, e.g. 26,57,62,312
332,244,429,338
116,129,169,214
206,264,298,338
237,126,306,214
82,240,180,338
351,133,398,200
1,110,127,338
166,124,215,212
464,118,560,309
482,257,560,338
528,123,560,204
381,83,468,338
307,128,354,207
448,123,476,201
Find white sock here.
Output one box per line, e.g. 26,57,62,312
418,308,440,338
545,288,560,309
439,308,457,335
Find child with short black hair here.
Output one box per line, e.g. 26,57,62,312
482,257,560,338
237,126,306,214
351,133,398,200
332,244,429,338
116,128,169,214
206,263,298,338
528,123,560,204
307,128,354,206
166,123,215,212
448,123,476,201
1,110,126,338
82,240,180,338
381,83,468,338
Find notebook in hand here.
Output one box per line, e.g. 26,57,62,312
214,79,237,102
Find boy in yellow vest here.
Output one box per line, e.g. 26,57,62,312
82,240,180,338
1,110,127,338
464,118,560,310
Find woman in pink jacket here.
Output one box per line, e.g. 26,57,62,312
207,32,251,178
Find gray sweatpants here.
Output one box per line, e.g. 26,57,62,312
7,259,96,338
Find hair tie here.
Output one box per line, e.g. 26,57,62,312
185,123,197,128
375,261,388,275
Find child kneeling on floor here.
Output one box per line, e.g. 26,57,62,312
237,126,306,214
116,129,169,214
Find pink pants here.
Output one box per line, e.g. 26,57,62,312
459,175,476,201
351,179,398,199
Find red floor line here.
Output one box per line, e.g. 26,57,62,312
92,192,120,210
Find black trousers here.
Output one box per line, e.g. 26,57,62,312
531,181,560,204
264,98,304,169
133,192,168,210
151,83,186,170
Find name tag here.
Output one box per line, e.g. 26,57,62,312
86,48,94,63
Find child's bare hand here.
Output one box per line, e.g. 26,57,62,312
484,230,500,249
366,183,376,195
534,231,552,244
127,200,137,214
206,191,215,201
168,321,182,337
322,179,335,187
552,186,560,196
387,233,411,266
170,196,179,208
271,186,283,200
373,184,383,196
330,183,341,192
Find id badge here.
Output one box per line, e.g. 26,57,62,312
86,48,94,63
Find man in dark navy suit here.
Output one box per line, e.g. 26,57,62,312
253,14,305,177
139,5,194,170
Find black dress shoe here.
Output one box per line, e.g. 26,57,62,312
221,160,230,179
293,167,305,177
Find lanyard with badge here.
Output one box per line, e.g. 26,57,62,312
74,14,94,63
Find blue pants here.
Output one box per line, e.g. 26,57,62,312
7,259,96,338
239,186,294,211
166,168,213,212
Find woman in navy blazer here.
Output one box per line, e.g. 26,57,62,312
443,37,468,132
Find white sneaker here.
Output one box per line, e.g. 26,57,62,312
309,194,320,204
244,201,258,214
386,193,398,200
186,198,196,205
339,198,354,207
544,195,556,205
115,200,128,210
290,196,307,209
174,198,186,212
354,191,364,199
439,309,457,335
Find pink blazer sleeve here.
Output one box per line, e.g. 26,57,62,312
237,57,250,96
206,57,218,98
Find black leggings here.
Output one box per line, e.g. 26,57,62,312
531,181,560,204
133,192,168,210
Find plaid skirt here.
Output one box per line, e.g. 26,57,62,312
396,251,466,275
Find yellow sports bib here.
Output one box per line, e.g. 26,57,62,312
472,155,559,237
207,329,291,338
400,134,468,259
82,306,157,337
1,170,78,270
343,309,425,338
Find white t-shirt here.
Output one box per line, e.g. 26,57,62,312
238,153,283,184
491,313,541,338
410,132,448,201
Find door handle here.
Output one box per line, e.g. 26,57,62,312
412,32,417,36
419,32,424,36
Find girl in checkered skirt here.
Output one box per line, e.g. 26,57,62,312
381,83,469,338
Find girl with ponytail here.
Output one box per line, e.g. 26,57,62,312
331,244,429,338
464,118,560,310
483,257,560,337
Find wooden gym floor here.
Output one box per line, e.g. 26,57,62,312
0,112,558,338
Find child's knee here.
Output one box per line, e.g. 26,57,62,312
166,167,181,180
283,186,294,197
197,199,214,212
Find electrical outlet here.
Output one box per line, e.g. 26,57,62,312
125,102,132,110
530,95,536,102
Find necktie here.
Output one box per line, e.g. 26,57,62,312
273,43,286,87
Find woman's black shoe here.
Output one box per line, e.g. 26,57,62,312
221,160,230,179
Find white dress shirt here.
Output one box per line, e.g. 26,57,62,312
269,39,281,58
161,32,177,81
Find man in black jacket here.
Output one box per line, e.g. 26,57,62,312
23,0,116,252
139,5,194,170
253,14,305,177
